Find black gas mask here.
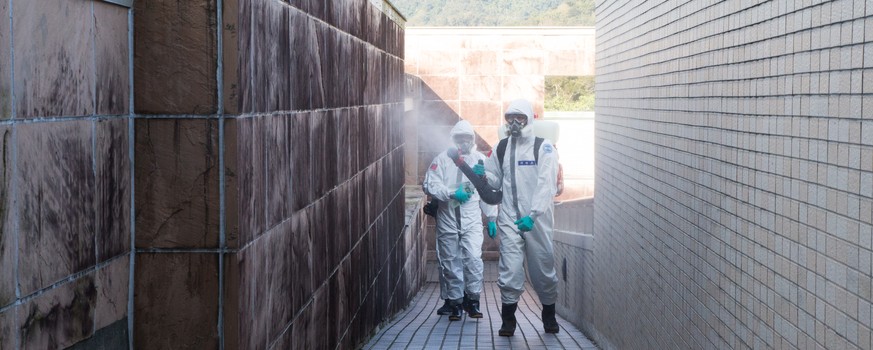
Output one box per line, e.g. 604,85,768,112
453,134,474,155
505,113,527,136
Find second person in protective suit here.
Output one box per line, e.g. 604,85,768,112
423,120,498,321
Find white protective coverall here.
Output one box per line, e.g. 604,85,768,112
423,121,498,302
484,99,560,305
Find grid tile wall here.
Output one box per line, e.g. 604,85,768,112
591,0,873,349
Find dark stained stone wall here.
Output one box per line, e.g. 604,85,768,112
0,126,13,308
0,1,132,349
13,0,94,118
131,0,225,344
0,0,10,120
134,253,220,349
134,119,221,249
227,1,420,348
95,119,131,262
1,0,417,348
132,0,421,349
133,0,218,115
16,122,96,295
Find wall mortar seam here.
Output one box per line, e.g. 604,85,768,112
216,0,226,347
135,248,237,254
11,125,19,303
91,118,99,338
5,1,19,325
0,114,135,125
8,0,13,119
90,3,98,279
126,6,135,350
118,102,408,122
0,253,129,314
91,1,97,117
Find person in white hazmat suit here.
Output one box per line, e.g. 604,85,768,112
478,99,561,335
423,120,498,321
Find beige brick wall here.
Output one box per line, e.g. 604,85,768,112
405,27,595,146
591,1,873,349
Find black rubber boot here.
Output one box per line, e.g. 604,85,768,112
542,304,559,334
448,300,463,321
436,299,453,315
463,294,483,318
498,303,517,336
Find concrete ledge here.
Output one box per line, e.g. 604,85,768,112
554,196,594,233
554,230,593,251
404,185,426,223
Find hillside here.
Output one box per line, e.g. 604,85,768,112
391,0,595,27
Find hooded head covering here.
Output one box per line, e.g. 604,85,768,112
504,99,535,139
450,120,476,154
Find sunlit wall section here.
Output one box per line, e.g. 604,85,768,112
592,1,873,349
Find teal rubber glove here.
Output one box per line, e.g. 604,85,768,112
454,187,470,203
514,216,535,232
487,221,497,238
473,163,486,176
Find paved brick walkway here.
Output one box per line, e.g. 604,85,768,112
363,262,598,349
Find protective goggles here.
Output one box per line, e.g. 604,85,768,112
504,113,527,125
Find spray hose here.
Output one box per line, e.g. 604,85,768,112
446,148,503,205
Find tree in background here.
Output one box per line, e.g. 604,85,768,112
523,0,595,26
392,0,595,27
545,76,594,111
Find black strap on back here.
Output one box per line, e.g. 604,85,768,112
496,138,508,167
497,137,544,168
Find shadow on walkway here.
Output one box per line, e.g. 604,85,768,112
363,262,598,349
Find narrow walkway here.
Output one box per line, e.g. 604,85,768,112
363,262,598,349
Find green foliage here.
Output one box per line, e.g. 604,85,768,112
522,0,595,26
544,76,595,111
392,0,595,26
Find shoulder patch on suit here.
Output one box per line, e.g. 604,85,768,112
543,144,553,154
429,163,438,171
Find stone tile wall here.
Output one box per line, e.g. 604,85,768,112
592,1,873,349
132,0,420,349
0,1,132,349
131,0,224,347
405,27,596,147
